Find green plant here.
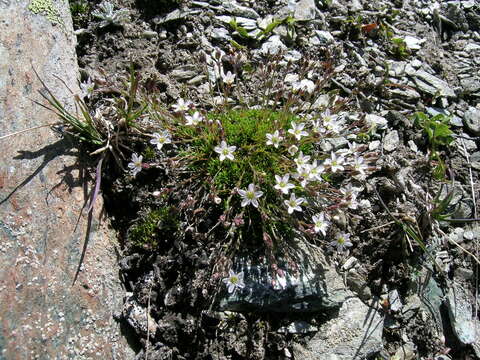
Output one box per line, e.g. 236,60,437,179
129,207,179,249
413,112,454,180
390,37,410,60
92,0,129,28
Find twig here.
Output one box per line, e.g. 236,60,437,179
460,138,479,337
360,220,395,233
145,283,153,360
0,122,61,140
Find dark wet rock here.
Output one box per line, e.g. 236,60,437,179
219,241,349,313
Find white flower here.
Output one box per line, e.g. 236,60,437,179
288,122,309,140
238,183,263,208
150,130,171,150
294,151,311,168
340,184,362,210
222,70,236,85
185,111,204,126
351,156,369,176
294,166,311,188
337,141,361,157
274,174,295,194
312,213,330,236
322,110,343,133
311,119,323,133
266,130,284,148
284,193,305,214
128,153,143,177
324,152,345,173
80,77,95,99
308,160,324,181
214,141,236,161
222,270,245,294
330,232,353,252
172,98,192,112
288,145,298,156
340,183,362,198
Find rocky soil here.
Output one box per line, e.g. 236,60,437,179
67,0,480,359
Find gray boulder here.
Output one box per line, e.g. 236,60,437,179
0,1,131,358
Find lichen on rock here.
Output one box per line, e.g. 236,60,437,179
28,0,63,26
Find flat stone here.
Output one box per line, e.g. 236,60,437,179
218,240,350,313
463,107,480,135
293,297,384,360
261,35,287,55
0,1,131,358
222,0,260,18
389,289,403,312
315,30,334,44
446,282,480,350
460,77,480,94
413,70,456,98
294,0,317,21
211,27,231,41
383,130,400,152
393,342,416,360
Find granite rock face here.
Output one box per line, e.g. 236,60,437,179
0,1,132,358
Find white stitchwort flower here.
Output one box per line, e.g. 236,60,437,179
330,232,353,252
324,152,345,173
288,145,298,156
185,111,204,126
351,156,369,176
308,160,324,181
80,77,95,99
172,98,192,112
150,130,171,150
128,153,143,177
266,130,284,148
294,165,311,188
238,183,263,208
222,70,236,85
312,213,330,236
288,122,309,140
214,141,236,161
284,193,305,214
274,174,295,194
222,270,245,293
311,118,323,133
294,151,311,168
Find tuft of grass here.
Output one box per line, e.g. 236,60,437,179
129,207,179,250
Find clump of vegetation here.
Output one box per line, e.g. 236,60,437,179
129,207,179,250
69,0,90,28
25,49,379,284
413,112,454,180
92,0,129,28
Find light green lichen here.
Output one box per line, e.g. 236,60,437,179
28,0,64,27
